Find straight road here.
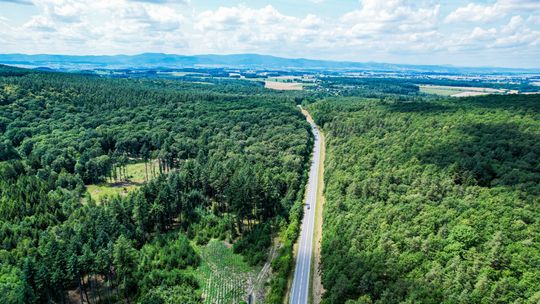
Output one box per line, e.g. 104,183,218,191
290,109,322,304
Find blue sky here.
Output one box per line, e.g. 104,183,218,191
0,0,539,68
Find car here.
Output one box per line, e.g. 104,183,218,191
307,204,310,210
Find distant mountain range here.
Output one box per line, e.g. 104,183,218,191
0,53,538,74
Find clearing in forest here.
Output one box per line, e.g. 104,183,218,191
86,160,156,201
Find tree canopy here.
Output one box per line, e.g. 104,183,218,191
0,65,312,303
308,94,540,303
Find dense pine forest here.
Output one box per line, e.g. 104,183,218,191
0,65,312,303
308,94,540,303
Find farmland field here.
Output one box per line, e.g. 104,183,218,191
419,84,506,96
265,80,303,90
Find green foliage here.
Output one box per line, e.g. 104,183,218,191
266,173,308,303
0,264,25,304
139,234,200,273
318,77,420,98
308,94,540,303
233,223,272,266
138,285,201,304
114,235,139,301
197,240,255,304
0,66,312,303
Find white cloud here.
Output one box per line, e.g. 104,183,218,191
470,27,498,40
24,15,56,31
528,15,540,23
445,3,502,23
446,0,540,23
331,0,441,53
494,15,540,47
0,0,538,67
443,15,540,53
0,0,33,5
193,5,326,53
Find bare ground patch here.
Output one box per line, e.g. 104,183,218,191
451,91,492,97
265,81,303,91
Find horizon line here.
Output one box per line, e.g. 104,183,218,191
1,52,539,71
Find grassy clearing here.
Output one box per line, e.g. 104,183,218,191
86,183,138,201
192,240,259,304
86,161,150,201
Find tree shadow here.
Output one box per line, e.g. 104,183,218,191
420,122,540,195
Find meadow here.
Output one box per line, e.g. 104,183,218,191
86,160,151,201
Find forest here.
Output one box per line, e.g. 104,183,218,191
0,65,312,303
3,62,540,304
308,94,540,303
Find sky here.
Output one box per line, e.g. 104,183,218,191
0,0,539,68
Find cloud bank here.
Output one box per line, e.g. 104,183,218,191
0,0,538,67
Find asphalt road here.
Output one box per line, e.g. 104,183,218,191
290,113,322,304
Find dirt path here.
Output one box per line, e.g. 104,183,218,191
250,239,280,303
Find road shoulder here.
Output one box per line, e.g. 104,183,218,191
309,116,326,304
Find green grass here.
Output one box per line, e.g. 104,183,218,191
86,183,136,201
122,161,148,183
191,240,259,304
419,85,466,96
86,161,151,202
419,85,505,96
